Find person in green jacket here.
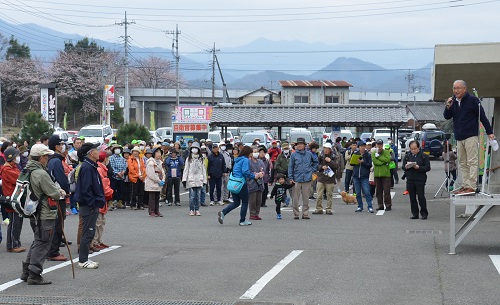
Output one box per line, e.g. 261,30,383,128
372,139,392,211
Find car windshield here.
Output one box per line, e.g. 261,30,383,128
241,133,265,143
208,133,221,142
426,132,444,141
79,129,102,137
290,132,313,143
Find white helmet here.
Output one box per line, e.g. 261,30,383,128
323,142,332,149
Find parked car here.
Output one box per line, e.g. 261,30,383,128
289,129,314,144
78,125,113,144
415,129,446,159
372,131,402,161
149,131,161,144
360,132,372,141
208,131,223,143
66,130,79,143
240,131,273,148
330,129,354,142
155,127,173,141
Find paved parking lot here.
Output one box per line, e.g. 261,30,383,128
1,159,500,305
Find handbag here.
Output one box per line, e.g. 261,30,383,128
227,172,245,194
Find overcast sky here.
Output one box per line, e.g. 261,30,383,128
1,0,498,51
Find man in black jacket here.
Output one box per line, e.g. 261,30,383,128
403,141,431,219
46,135,70,262
207,143,226,205
74,143,105,269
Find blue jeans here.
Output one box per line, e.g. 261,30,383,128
189,187,202,211
200,185,206,205
222,183,249,223
353,176,372,209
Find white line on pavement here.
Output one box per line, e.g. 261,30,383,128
240,250,303,300
489,255,500,274
376,210,385,216
0,245,121,292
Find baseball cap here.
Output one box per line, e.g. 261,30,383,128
357,141,366,147
78,142,99,160
48,135,65,150
30,144,55,157
376,139,384,145
4,147,19,162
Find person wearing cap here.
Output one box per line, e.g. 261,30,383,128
109,145,127,209
182,142,207,216
288,137,319,220
207,143,225,206
1,147,25,253
352,141,374,213
219,142,232,204
268,140,282,182
403,140,431,219
92,151,114,250
74,142,105,269
46,135,70,262
145,146,166,217
128,146,147,210
22,144,67,284
372,139,393,211
343,141,357,194
313,142,338,215
164,148,184,206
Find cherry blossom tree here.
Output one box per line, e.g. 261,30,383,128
129,55,177,89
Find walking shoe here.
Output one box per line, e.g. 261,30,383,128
174,202,181,206
312,210,323,214
2,218,10,226
20,262,29,282
195,210,201,216
228,198,234,203
189,210,195,216
166,202,172,206
376,207,384,211
90,246,100,252
385,207,392,211
249,215,258,220
116,201,126,209
239,220,252,226
209,201,215,206
156,213,164,217
71,207,79,214
138,206,145,210
99,243,110,248
48,254,68,261
368,208,374,213
277,214,282,220
410,215,419,219
149,212,156,217
132,206,138,210
216,201,223,206
201,203,207,207
27,271,52,285
302,215,310,219
218,211,224,224
355,208,363,212
78,260,99,269
325,210,333,215
403,190,409,195
294,216,300,220
7,247,26,253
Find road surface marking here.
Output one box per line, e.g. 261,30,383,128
240,250,303,300
489,255,500,274
376,210,385,216
0,245,120,292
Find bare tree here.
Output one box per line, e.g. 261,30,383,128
129,56,177,89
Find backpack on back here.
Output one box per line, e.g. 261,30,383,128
10,168,40,218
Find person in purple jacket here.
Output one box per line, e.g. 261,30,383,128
444,80,495,195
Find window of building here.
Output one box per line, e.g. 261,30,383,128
294,96,309,104
325,96,340,104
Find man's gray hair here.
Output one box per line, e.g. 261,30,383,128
453,80,467,88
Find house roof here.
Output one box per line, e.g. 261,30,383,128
238,87,278,99
406,103,447,123
279,80,353,88
210,104,407,127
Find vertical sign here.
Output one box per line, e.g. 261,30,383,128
40,88,49,121
105,85,115,104
47,87,56,122
150,111,155,131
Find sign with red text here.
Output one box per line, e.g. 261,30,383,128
174,106,212,122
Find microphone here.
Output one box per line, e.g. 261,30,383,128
446,95,456,107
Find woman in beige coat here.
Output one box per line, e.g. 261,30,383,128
145,147,166,217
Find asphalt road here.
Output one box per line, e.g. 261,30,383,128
1,158,500,305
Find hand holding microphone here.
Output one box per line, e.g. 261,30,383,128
446,95,456,109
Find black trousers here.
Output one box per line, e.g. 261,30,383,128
48,199,66,257
131,180,145,208
110,178,124,201
407,181,428,217
261,183,269,206
167,177,181,204
209,177,222,202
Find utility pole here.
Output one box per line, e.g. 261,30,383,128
0,82,3,137
207,43,220,106
166,24,181,106
405,70,414,94
116,11,135,124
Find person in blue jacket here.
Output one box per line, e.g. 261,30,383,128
164,148,184,206
218,146,263,226
288,137,319,219
444,79,495,195
352,141,374,213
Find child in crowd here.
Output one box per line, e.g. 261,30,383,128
270,174,295,219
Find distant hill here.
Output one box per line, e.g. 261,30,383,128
229,70,305,90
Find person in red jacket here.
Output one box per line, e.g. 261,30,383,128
1,147,25,253
267,140,281,183
93,151,114,250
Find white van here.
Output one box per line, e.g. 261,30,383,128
78,125,113,144
156,127,173,141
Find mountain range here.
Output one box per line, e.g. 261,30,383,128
0,19,433,93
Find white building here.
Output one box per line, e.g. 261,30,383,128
278,80,352,105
